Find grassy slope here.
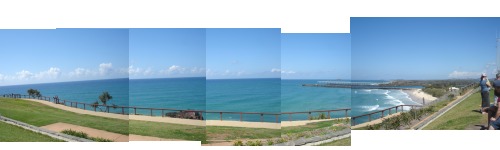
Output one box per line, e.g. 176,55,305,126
282,120,341,134
318,137,351,146
206,126,281,141
0,121,63,142
0,98,129,134
129,120,206,143
423,91,494,130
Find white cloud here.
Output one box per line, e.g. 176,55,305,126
143,67,153,76
99,63,113,76
16,70,34,80
69,68,94,78
271,68,281,73
281,69,296,74
448,71,481,79
0,74,5,80
35,67,61,79
128,65,142,76
190,67,205,74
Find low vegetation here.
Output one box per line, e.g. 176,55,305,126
61,129,113,142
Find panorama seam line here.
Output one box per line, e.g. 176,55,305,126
417,88,478,130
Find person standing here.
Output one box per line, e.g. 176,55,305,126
480,73,491,114
489,73,500,129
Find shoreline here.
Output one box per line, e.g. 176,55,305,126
402,89,437,105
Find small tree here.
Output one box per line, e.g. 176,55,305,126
27,89,42,98
98,91,113,106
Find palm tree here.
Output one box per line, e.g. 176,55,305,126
98,91,113,106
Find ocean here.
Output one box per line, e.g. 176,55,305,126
0,78,129,113
129,77,205,116
1,78,420,124
281,79,351,121
351,81,422,124
206,78,281,122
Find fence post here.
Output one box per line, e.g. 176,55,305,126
83,103,86,110
260,114,263,122
328,111,331,119
94,106,96,112
220,112,222,121
150,109,153,116
345,109,348,118
369,114,372,121
275,115,279,123
289,114,291,121
352,118,356,126
389,108,391,115
162,110,164,117
308,112,311,119
134,108,136,115
396,106,398,112
381,110,384,118
122,107,125,115
240,112,242,122
107,106,109,113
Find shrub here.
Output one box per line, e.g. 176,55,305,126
245,140,256,146
266,139,274,145
233,140,244,146
255,140,263,146
89,137,113,142
61,129,88,139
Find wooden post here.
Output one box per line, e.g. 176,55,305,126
328,111,331,119
389,108,391,115
396,106,398,112
94,106,96,112
220,112,222,121
107,106,109,113
381,110,384,118
345,109,348,118
83,103,86,110
150,109,153,116
275,115,279,123
134,108,136,115
240,112,242,122
369,114,372,121
289,114,291,121
260,114,263,122
122,107,125,115
352,118,355,126
162,110,164,117
308,112,311,119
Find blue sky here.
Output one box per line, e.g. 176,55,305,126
0,29,129,86
351,18,500,80
206,28,281,79
129,28,205,79
282,33,351,79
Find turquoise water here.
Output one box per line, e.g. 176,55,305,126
129,77,205,116
0,78,129,113
351,81,422,124
206,78,281,122
281,80,351,121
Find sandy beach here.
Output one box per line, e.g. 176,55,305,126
403,89,437,104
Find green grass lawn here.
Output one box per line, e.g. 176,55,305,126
0,121,63,142
0,98,128,134
282,120,344,134
318,137,351,146
129,120,207,143
423,91,494,130
206,126,281,141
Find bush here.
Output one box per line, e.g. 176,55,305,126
245,140,256,146
233,140,244,146
61,129,88,139
255,140,263,146
266,139,274,145
61,129,113,142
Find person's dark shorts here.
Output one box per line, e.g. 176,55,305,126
492,117,500,130
481,91,490,108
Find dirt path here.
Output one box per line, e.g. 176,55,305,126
41,122,182,142
281,117,350,127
